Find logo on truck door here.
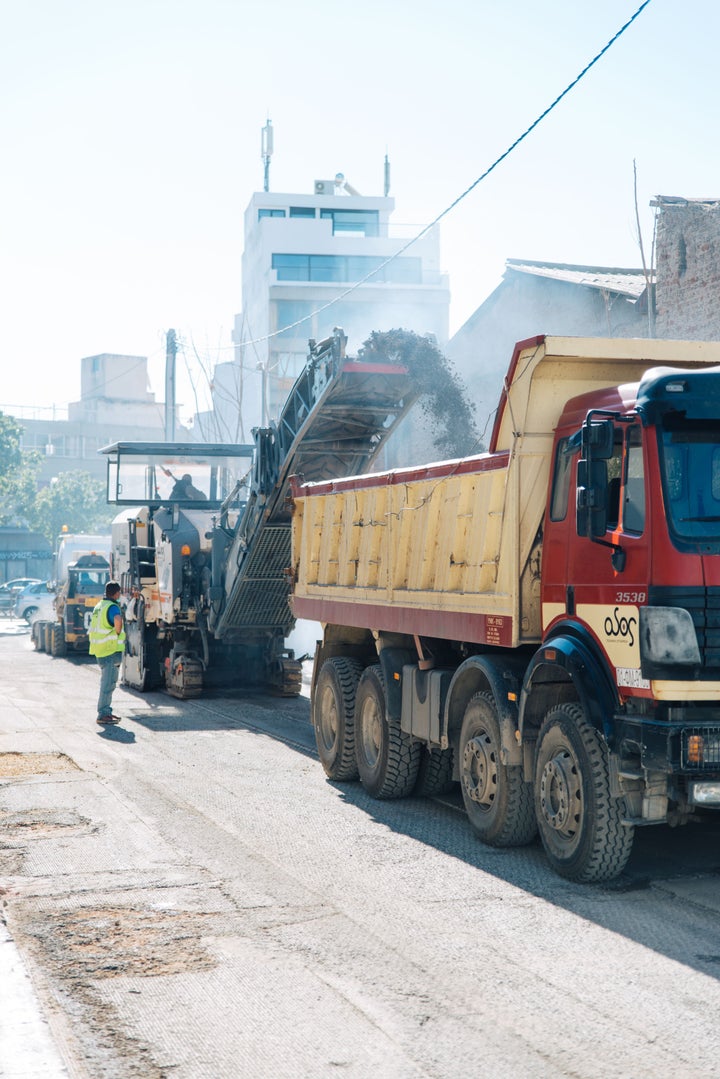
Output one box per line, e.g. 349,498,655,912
576,602,649,690
604,606,637,647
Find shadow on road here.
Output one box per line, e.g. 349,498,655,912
122,686,316,754
96,725,136,744
80,673,720,982
328,776,720,982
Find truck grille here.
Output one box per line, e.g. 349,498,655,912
649,586,720,669
681,727,720,770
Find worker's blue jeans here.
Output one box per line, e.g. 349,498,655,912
97,653,122,718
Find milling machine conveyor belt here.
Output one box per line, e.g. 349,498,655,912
215,330,418,638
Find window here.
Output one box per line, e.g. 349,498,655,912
622,427,645,534
309,255,344,283
659,417,720,547
605,432,624,530
289,207,316,218
258,208,286,220
320,209,379,237
271,254,309,281
550,438,574,522
271,253,422,284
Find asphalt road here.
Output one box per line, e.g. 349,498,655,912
2,619,720,1079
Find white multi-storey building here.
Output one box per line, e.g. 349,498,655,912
203,181,450,443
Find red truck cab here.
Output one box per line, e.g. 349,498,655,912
530,365,720,838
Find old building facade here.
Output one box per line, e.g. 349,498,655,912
654,196,720,339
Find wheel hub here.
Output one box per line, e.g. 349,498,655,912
539,750,579,834
462,731,496,806
360,700,382,768
319,687,339,750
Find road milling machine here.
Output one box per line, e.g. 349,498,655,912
103,330,418,699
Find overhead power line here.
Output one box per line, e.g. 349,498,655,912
226,0,654,352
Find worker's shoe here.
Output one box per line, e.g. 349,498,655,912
96,714,120,725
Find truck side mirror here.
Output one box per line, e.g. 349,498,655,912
577,458,608,538
582,417,615,460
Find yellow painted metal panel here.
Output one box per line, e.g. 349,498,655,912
292,336,720,648
652,681,720,700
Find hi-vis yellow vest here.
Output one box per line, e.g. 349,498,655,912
89,599,126,657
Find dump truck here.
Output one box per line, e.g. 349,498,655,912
32,552,110,655
290,334,720,882
103,330,418,699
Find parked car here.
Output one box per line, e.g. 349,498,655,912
0,577,42,617
14,581,56,623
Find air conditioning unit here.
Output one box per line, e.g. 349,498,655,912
314,180,334,195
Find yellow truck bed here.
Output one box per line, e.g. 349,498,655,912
291,335,720,648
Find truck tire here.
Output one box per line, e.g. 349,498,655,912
355,664,421,799
534,702,635,882
123,600,160,691
414,747,455,797
43,622,53,653
459,691,537,847
51,623,66,657
313,657,364,781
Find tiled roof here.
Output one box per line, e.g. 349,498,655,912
505,259,651,300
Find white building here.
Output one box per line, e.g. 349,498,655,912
15,354,184,484
199,181,450,443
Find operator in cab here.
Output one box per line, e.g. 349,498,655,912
167,471,205,500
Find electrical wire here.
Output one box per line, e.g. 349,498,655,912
225,0,654,353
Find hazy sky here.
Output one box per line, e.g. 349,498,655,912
2,0,717,420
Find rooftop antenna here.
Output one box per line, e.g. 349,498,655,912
261,118,273,192
384,152,391,196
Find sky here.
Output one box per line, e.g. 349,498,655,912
2,0,719,422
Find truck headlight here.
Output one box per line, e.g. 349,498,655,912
639,607,701,672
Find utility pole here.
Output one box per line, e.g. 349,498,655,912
164,328,177,440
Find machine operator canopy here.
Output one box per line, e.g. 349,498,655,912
100,442,255,508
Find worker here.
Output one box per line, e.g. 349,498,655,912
89,581,126,726
169,472,205,500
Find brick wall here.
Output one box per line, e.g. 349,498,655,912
655,199,720,339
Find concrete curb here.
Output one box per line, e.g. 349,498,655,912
0,921,70,1079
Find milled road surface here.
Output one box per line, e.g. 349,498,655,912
2,620,720,1078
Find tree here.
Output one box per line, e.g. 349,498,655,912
0,412,24,488
0,411,112,542
0,413,43,526
0,453,43,527
358,329,480,459
27,471,113,544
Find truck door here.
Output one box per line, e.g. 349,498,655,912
572,421,649,688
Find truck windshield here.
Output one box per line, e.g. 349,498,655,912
659,416,720,546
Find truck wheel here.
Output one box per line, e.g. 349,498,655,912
43,622,53,653
355,664,421,799
459,692,536,847
313,657,364,781
534,703,635,882
414,747,455,797
123,601,160,691
51,624,66,657
32,621,45,652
